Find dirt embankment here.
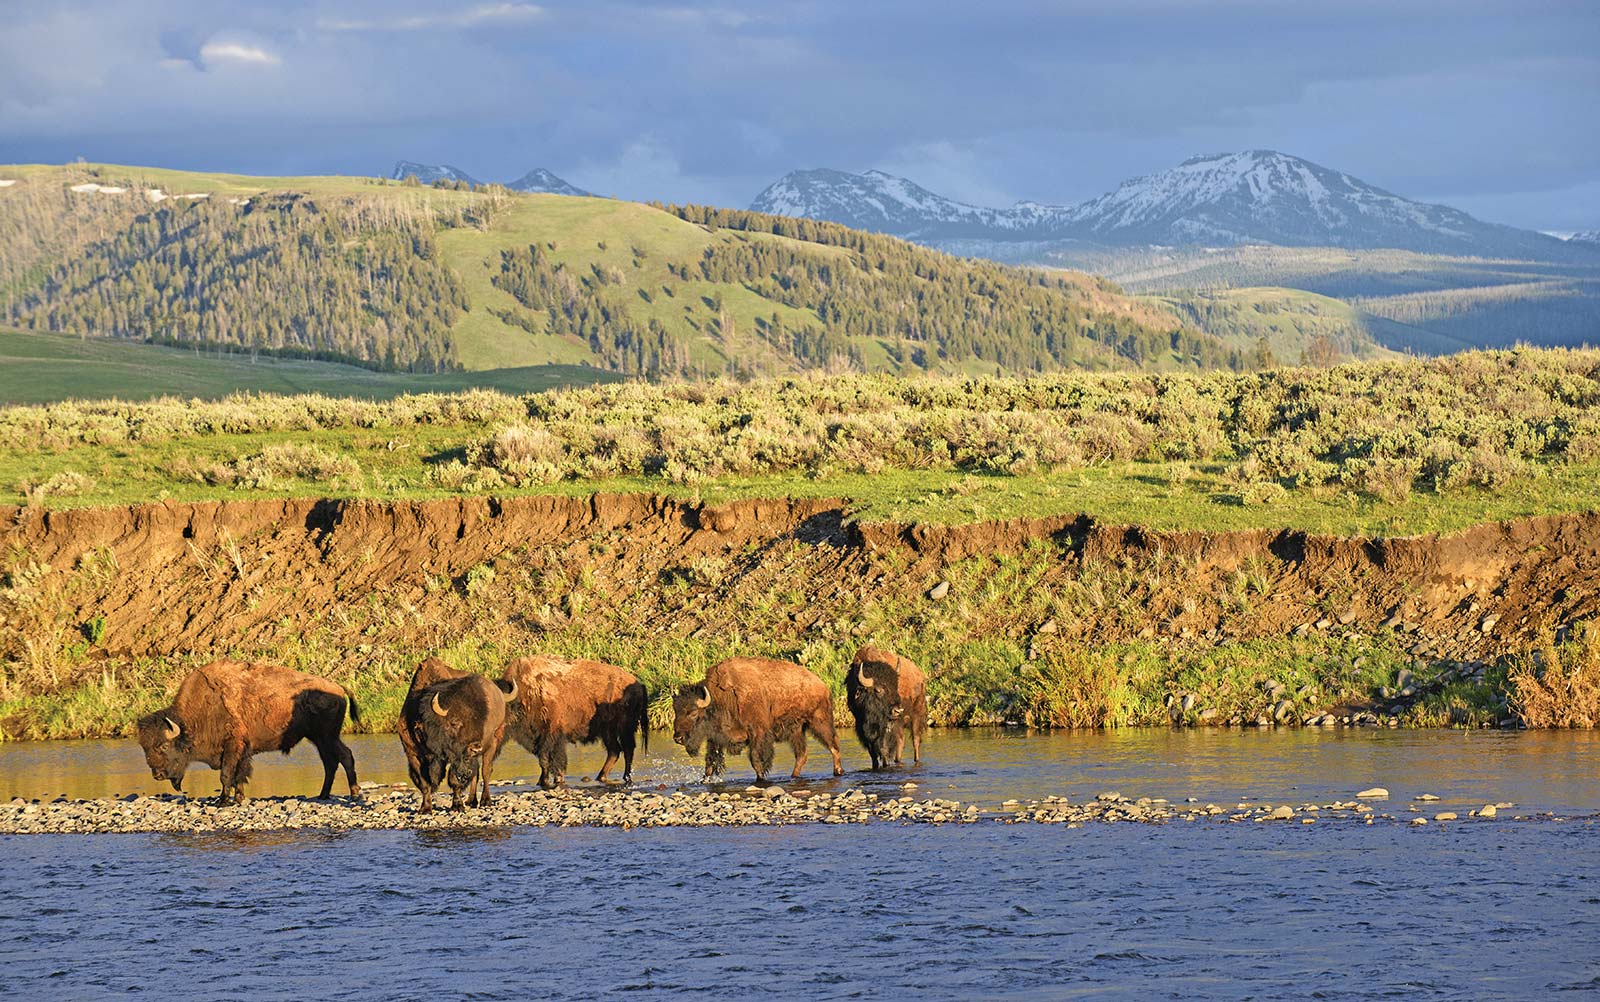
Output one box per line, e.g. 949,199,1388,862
3,494,1597,665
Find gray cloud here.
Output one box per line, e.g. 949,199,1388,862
0,0,1594,229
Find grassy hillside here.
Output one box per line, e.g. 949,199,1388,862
0,162,1230,381
0,328,617,405
1150,287,1397,366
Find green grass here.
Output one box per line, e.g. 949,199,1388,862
0,328,619,405
4,421,1595,537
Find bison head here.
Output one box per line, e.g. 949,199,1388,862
135,711,192,790
849,661,904,758
671,682,713,753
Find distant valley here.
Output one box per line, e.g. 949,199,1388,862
750,150,1599,354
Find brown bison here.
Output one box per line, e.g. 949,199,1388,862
134,659,359,806
845,646,928,770
502,656,648,788
397,658,515,812
672,657,843,782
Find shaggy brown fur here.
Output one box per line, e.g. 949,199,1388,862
846,646,928,769
134,659,358,805
502,656,648,787
672,657,843,782
399,671,510,813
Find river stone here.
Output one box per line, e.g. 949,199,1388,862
1479,804,1497,818
1434,812,1458,821
1272,700,1295,722
927,581,950,601
1416,793,1440,801
1356,787,1389,799
1179,693,1196,713
1410,817,1428,826
1268,805,1295,820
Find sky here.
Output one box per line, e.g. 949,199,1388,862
2,0,1597,231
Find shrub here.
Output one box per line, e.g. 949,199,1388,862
19,470,95,502
1508,623,1600,728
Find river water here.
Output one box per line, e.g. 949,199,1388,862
3,729,1598,999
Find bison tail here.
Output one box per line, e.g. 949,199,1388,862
344,688,362,727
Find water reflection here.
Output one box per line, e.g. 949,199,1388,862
4,727,1599,813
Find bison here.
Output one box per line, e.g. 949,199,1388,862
672,657,843,782
502,656,648,788
134,659,359,806
397,658,515,812
845,646,928,769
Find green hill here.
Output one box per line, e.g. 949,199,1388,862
0,163,1237,381
1149,287,1399,366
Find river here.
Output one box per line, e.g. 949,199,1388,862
3,729,1598,999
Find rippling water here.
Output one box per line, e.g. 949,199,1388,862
4,730,1598,999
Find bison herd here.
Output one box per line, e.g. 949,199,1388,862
135,646,928,809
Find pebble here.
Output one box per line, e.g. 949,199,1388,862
927,581,950,601
1356,787,1389,799
0,785,1551,836
1417,793,1440,801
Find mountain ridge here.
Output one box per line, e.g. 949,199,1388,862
750,151,1585,261
390,160,593,196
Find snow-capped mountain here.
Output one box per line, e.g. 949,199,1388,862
1062,150,1568,257
390,161,481,186
1569,230,1600,245
388,161,593,196
505,167,592,197
750,168,1072,242
749,152,1581,260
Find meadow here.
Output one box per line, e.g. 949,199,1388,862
4,347,1599,740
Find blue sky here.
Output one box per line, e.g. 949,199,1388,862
2,0,1596,230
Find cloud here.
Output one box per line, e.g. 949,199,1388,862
199,39,280,68
318,3,544,32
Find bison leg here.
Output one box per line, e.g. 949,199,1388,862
419,757,446,814
789,728,809,779
339,740,359,797
314,739,339,799
540,737,569,789
620,728,637,784
749,729,775,782
809,709,845,777
475,734,501,808
218,737,252,806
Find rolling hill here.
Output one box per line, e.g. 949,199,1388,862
0,162,1249,382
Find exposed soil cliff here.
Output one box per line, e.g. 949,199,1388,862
4,494,1596,667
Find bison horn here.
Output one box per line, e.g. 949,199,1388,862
163,716,181,740
502,679,518,702
431,692,449,718
695,684,710,709
857,667,875,689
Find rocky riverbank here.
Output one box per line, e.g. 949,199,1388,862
0,784,1555,835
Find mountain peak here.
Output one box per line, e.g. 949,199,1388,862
390,160,480,186
750,167,1071,241
505,167,592,197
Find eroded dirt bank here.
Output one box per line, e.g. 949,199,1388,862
3,494,1596,664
